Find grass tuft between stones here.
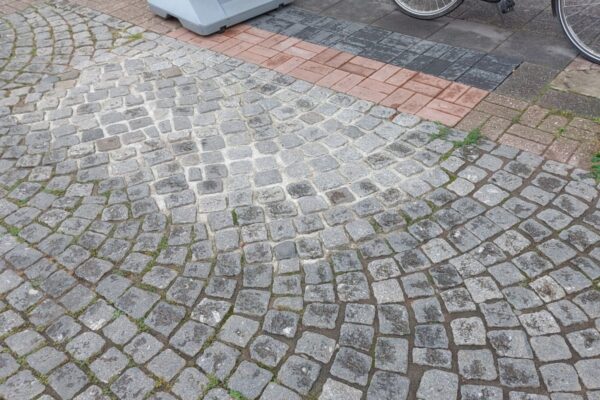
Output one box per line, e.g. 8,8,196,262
206,374,220,390
431,123,451,140
229,390,247,400
591,152,600,182
125,32,144,43
453,127,482,148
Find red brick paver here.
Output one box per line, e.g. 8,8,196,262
457,96,600,168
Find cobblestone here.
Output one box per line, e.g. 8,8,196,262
0,3,598,400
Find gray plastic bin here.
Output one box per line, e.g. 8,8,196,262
148,0,294,36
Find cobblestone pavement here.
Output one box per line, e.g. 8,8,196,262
4,0,598,168
1,3,600,400
0,0,37,15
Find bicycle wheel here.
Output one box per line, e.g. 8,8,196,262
393,0,464,19
557,0,600,63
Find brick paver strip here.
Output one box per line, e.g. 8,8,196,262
458,92,600,168
248,6,522,91
167,24,489,127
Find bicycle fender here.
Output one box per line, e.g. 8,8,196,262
551,0,557,16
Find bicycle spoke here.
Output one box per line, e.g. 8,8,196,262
559,0,600,62
563,1,600,9
394,0,461,16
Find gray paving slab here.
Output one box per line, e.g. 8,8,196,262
495,62,560,102
373,10,450,38
492,30,578,70
428,19,513,53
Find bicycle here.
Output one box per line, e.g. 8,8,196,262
393,0,600,64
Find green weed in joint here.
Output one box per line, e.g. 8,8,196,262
453,127,481,148
125,33,144,43
430,124,451,140
6,225,20,236
206,374,220,390
591,152,600,182
43,188,65,196
229,391,247,400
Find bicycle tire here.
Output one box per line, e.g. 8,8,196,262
556,0,600,64
393,0,464,20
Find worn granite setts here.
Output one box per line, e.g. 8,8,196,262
0,2,600,400
248,6,522,91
